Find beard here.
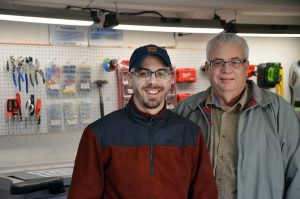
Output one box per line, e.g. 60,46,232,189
133,85,168,110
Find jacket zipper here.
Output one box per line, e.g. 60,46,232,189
198,105,211,146
148,118,154,176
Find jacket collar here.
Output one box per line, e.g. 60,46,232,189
125,97,171,124
187,80,275,111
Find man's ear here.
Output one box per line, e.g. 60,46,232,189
170,67,176,84
127,72,133,87
205,61,210,71
243,60,250,77
170,72,175,85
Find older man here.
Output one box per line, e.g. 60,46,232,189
174,33,300,199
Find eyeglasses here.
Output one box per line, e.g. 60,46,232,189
132,68,172,81
207,59,247,69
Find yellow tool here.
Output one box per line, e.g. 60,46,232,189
276,67,284,97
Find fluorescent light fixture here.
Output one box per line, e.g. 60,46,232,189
0,3,94,26
106,14,224,34
114,24,223,33
0,14,93,26
234,23,300,38
237,33,300,37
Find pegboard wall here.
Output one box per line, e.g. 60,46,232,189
0,44,209,136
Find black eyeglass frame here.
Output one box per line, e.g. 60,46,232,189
206,59,248,68
131,67,173,81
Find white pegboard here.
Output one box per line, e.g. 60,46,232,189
168,48,210,94
0,44,209,136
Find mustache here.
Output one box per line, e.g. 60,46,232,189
142,85,163,90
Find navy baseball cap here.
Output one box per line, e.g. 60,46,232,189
129,44,172,71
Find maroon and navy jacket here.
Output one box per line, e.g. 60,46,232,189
68,100,217,199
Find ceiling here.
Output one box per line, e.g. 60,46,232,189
1,0,300,25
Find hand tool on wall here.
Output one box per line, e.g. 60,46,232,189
25,99,35,130
35,98,41,125
7,99,13,137
16,92,22,121
94,80,107,117
6,60,10,71
28,57,45,87
6,56,16,72
12,64,24,92
16,56,26,92
24,57,34,93
30,95,35,118
7,99,18,137
34,58,45,85
28,57,35,87
12,99,19,119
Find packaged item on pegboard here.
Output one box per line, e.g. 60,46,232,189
77,64,91,92
79,99,93,126
63,100,79,130
62,64,77,93
45,61,61,95
47,100,62,132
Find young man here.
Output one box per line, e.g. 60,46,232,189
68,44,217,199
174,33,300,199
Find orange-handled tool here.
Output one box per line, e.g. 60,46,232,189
7,99,13,118
7,99,15,137
35,98,41,125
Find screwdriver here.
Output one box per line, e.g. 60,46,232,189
12,99,19,120
35,98,41,136
7,99,14,138
35,98,41,125
16,92,22,121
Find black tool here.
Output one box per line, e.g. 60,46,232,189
94,80,108,117
30,95,35,116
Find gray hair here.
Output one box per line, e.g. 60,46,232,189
206,33,249,60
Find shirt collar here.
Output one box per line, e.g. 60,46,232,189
205,85,249,112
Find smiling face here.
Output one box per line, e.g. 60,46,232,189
207,42,249,99
128,56,174,114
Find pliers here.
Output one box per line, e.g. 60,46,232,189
12,64,24,92
17,57,29,94
29,58,45,86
